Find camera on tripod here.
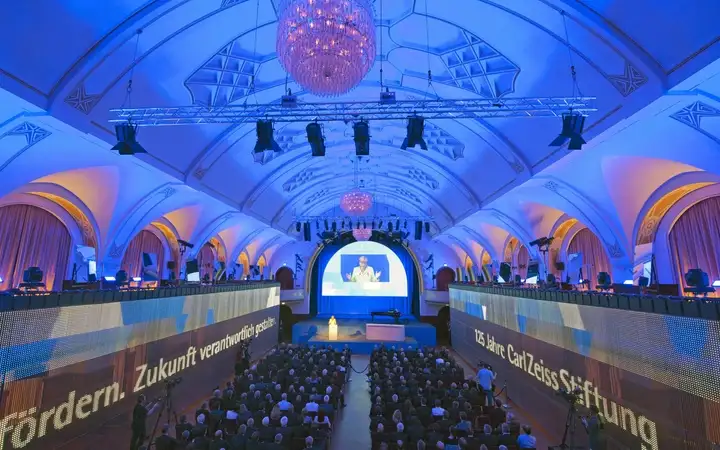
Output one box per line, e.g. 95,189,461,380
164,377,183,389
556,386,582,404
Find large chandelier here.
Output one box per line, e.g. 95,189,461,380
276,0,376,97
352,228,372,241
340,190,372,215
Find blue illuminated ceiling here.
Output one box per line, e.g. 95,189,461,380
1,0,719,265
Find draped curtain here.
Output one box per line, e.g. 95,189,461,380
517,245,529,278
198,243,215,279
567,228,611,289
669,196,720,297
0,205,72,291
120,230,165,279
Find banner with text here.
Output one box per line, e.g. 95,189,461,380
450,287,720,450
0,304,279,450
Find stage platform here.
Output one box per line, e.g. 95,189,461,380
292,316,436,353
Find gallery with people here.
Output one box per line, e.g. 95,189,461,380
0,1,719,449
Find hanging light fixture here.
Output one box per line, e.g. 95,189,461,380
340,190,372,215
276,0,376,97
352,228,372,241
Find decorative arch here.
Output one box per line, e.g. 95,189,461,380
257,254,268,273
436,267,456,291
16,182,100,251
228,228,266,269
105,183,181,260
503,236,519,262
209,236,228,262
0,202,74,290
565,226,612,287
632,171,720,246
653,184,720,285
120,229,166,279
186,212,238,259
150,218,181,272
237,251,250,277
275,266,294,290
0,193,85,281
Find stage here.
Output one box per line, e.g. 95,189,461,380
292,316,436,353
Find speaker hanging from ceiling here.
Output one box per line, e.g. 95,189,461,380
425,222,430,233
414,221,423,240
303,222,311,241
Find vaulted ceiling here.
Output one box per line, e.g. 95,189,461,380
1,0,719,267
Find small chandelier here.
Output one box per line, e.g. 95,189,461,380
276,0,376,97
352,228,372,241
340,190,372,215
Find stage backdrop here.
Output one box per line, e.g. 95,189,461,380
313,240,417,316
0,286,280,450
449,285,720,450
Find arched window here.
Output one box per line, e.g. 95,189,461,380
669,196,720,296
121,230,165,279
567,228,611,288
0,204,72,291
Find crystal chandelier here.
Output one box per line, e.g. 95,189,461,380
340,190,372,215
276,0,376,97
352,228,372,241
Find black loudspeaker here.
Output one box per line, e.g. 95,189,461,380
424,222,430,233
167,261,176,270
554,261,565,271
303,222,311,242
414,221,423,240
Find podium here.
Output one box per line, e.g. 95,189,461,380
328,316,338,341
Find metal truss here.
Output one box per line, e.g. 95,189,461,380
294,215,433,223
109,97,597,126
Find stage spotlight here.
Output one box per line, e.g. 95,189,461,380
112,123,147,155
425,222,430,233
395,219,400,230
403,220,407,229
684,268,715,295
331,221,337,232
315,220,320,229
597,272,612,290
388,221,393,232
414,221,423,240
254,120,281,155
356,221,361,229
363,221,367,229
353,121,370,156
371,220,376,229
549,112,586,150
341,220,345,229
324,219,329,230
401,116,428,150
378,220,383,229
306,123,326,157
295,222,301,232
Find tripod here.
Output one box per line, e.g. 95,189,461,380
552,403,587,450
146,384,180,448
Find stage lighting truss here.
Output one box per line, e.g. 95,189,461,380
109,97,597,126
294,215,433,228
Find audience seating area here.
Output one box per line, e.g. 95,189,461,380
157,343,350,450
367,346,536,450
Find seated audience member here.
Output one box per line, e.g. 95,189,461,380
154,424,177,450
431,400,446,418
499,446,508,450
497,423,515,446
208,430,229,450
477,424,497,447
517,425,537,449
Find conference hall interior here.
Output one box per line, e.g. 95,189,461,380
0,1,719,450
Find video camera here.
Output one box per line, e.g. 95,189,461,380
556,386,582,404
164,377,182,389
